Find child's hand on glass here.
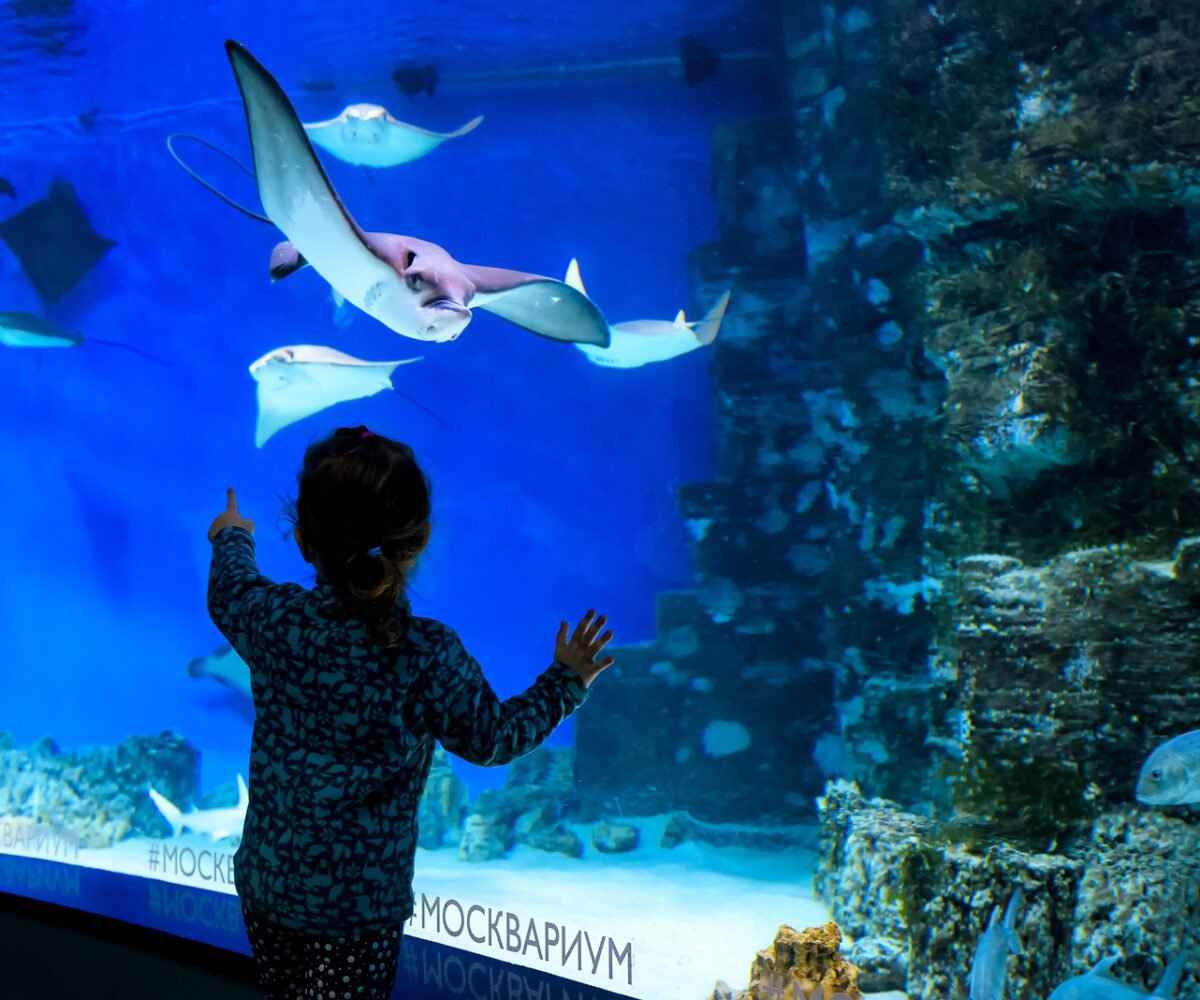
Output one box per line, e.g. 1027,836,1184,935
207,487,256,542
555,610,614,688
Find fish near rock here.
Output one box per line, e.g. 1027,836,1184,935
969,887,1023,1000
148,774,248,841
1047,952,1188,1000
1137,730,1200,805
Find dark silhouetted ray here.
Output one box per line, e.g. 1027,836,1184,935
679,34,720,86
0,179,115,304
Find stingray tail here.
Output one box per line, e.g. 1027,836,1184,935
89,338,170,366
393,387,452,430
165,133,272,226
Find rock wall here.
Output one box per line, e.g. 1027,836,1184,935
575,0,940,824
816,783,1200,1000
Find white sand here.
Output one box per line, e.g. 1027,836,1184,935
3,813,831,1000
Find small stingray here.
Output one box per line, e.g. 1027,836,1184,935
250,344,422,447
304,104,484,168
0,310,163,362
0,179,116,304
564,259,731,368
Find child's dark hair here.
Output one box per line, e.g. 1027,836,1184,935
289,426,431,648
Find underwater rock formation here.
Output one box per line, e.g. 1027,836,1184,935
943,539,1200,839
455,747,582,860
816,782,1200,1000
0,731,197,848
416,745,467,849
590,821,638,853
709,920,863,1000
458,814,506,863
816,781,1077,1000
1070,808,1200,990
576,0,937,822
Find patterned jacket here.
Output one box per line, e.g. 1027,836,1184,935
206,526,590,933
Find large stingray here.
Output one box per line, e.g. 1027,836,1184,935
250,344,421,446
223,41,609,348
564,259,731,368
304,104,483,167
0,180,115,304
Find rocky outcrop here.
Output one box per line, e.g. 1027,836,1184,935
590,821,638,854
709,920,863,1000
0,731,197,848
939,539,1200,839
456,747,582,861
416,745,467,849
816,782,1200,1000
575,0,937,824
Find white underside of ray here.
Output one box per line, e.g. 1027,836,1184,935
236,59,422,337
250,346,419,446
0,329,75,348
564,258,706,368
304,114,483,168
576,323,703,368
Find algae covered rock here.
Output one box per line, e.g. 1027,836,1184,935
709,920,862,1000
416,745,467,849
747,922,861,1000
1070,808,1200,992
591,821,639,854
458,814,507,863
815,780,1080,1000
946,539,1200,841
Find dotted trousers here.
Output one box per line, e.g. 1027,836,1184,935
241,904,403,999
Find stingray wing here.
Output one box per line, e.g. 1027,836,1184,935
464,265,610,347
224,41,393,307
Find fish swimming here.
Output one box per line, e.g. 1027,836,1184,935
0,180,116,305
969,887,1023,1000
0,311,82,348
1047,953,1188,1000
1136,730,1200,805
0,310,164,362
148,775,248,841
565,258,730,368
304,104,483,167
222,40,609,347
250,344,421,447
188,643,251,700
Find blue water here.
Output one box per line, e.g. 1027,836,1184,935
0,1,775,794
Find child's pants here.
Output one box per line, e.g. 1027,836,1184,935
241,903,403,999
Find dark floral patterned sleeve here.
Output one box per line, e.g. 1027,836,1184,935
207,526,287,656
408,626,591,767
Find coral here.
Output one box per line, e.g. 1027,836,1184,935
747,922,862,1000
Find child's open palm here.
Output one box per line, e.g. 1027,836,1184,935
555,610,615,689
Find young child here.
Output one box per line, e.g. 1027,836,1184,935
206,426,614,1000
